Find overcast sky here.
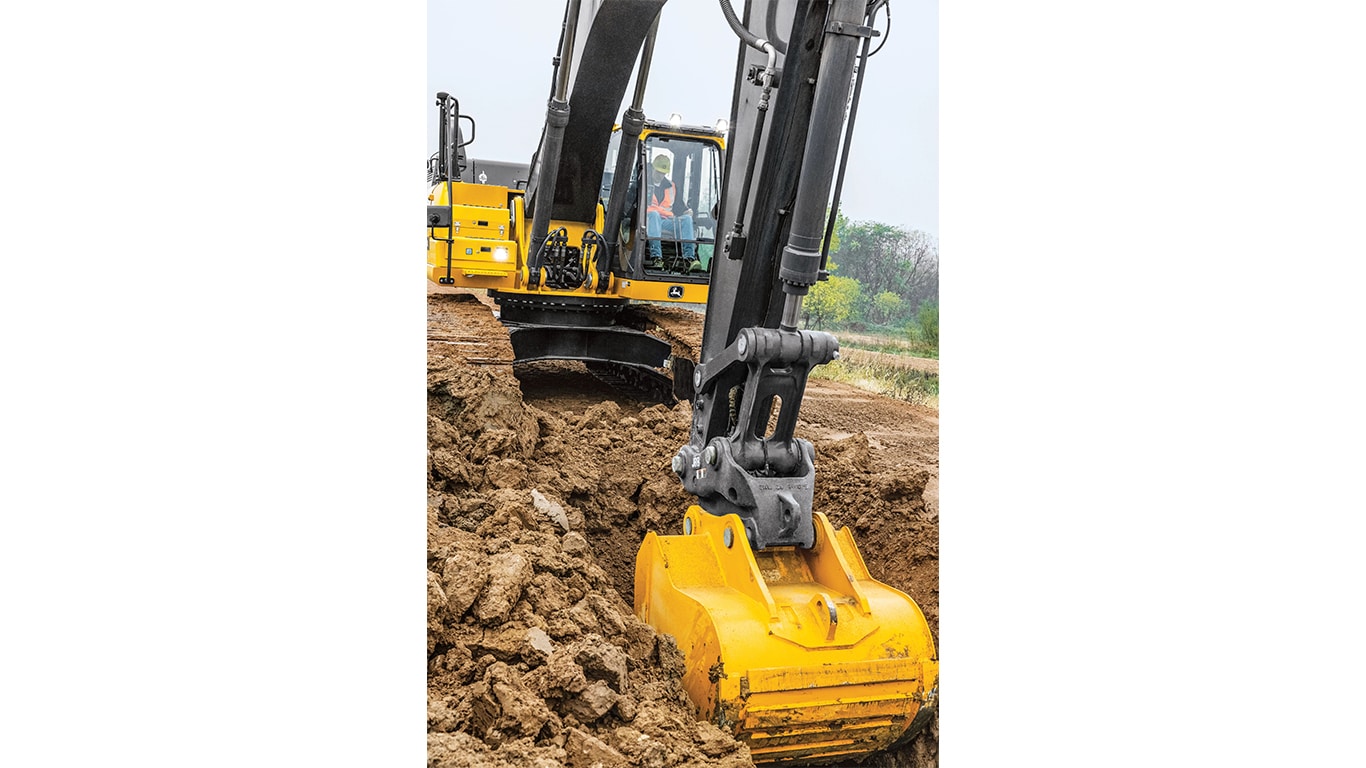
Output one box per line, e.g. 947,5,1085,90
427,0,938,237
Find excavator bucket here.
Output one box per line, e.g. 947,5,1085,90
635,507,938,765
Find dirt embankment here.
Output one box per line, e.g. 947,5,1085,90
427,291,939,767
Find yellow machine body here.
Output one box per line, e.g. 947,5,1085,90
425,123,721,306
425,181,522,289
635,507,938,765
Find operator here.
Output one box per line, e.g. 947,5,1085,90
646,154,696,262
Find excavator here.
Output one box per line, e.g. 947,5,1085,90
427,2,725,401
428,0,937,764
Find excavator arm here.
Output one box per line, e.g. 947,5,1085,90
635,1,938,763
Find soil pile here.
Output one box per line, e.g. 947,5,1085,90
428,341,749,767
812,432,939,641
427,290,939,767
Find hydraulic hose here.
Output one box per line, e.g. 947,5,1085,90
718,0,764,50
718,0,778,259
820,0,886,271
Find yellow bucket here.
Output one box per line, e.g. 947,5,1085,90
635,507,938,765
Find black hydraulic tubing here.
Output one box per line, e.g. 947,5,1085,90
718,0,764,51
547,0,572,100
763,0,789,54
869,0,891,57
820,2,880,273
726,91,770,257
722,17,778,257
553,0,583,102
632,17,659,108
526,101,570,289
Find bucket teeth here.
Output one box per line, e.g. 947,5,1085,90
635,507,938,765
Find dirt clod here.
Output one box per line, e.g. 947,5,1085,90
474,552,533,625
566,727,627,768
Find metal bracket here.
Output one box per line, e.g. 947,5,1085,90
825,20,879,38
746,64,782,88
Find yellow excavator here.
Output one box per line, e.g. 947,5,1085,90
427,1,725,400
428,0,936,763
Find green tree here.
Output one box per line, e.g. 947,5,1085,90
831,219,938,312
803,275,862,330
871,291,906,325
916,299,939,350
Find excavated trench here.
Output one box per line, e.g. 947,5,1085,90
427,290,939,768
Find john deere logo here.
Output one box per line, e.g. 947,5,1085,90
668,286,684,298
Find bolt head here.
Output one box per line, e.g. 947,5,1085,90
703,445,718,466
737,334,748,358
693,369,703,388
671,454,685,474
723,527,734,548
684,517,693,534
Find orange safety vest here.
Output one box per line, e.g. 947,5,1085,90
649,179,675,218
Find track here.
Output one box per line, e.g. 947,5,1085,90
582,360,675,405
429,286,682,404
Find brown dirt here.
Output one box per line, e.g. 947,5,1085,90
428,290,939,767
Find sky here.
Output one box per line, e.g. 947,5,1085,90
427,0,938,237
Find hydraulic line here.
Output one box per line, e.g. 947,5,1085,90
527,0,584,289
718,0,764,51
820,0,885,272
717,0,777,260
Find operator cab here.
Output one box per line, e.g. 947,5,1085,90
601,120,724,285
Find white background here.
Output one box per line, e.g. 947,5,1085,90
4,1,1364,764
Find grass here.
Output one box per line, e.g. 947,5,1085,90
812,357,939,409
829,328,939,360
804,327,939,407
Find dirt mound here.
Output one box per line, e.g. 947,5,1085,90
625,303,706,363
428,351,749,767
813,432,939,640
428,292,939,767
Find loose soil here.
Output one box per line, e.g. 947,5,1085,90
428,288,939,767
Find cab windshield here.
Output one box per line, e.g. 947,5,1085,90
601,131,721,278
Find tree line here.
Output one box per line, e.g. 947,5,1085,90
802,214,939,351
